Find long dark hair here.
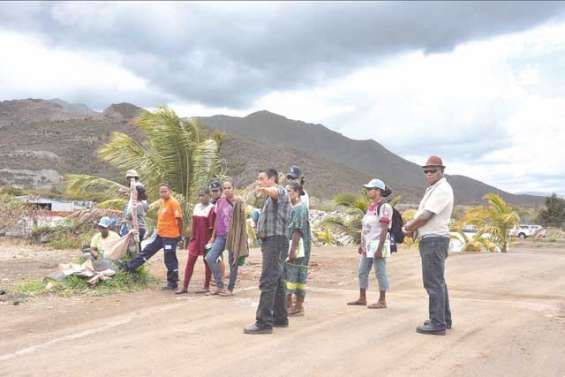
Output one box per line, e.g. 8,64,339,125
136,185,148,201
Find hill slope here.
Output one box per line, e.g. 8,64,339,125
0,99,544,206
199,111,544,206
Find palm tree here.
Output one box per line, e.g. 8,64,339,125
464,193,519,253
65,107,223,234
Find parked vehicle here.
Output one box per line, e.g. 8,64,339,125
510,224,545,239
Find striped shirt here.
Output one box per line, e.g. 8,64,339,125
257,186,292,239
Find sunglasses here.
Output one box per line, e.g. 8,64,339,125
424,169,438,174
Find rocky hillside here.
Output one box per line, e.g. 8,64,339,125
0,98,544,206
199,111,544,206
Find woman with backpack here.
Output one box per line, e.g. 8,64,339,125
347,178,393,309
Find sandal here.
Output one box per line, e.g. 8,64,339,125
347,299,367,306
368,302,387,309
288,308,304,317
217,289,232,297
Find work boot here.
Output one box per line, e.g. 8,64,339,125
424,319,452,329
243,323,273,335
416,322,446,336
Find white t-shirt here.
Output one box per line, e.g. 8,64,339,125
361,201,393,257
415,177,454,239
301,190,310,209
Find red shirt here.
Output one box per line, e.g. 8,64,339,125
188,203,215,256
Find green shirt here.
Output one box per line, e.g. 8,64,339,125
287,202,311,262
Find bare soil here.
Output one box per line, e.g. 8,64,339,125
1,240,564,377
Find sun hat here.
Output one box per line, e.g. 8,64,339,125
363,178,386,191
98,216,113,228
287,165,302,179
126,169,139,179
422,155,445,169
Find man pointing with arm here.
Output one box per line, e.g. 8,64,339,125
244,169,292,334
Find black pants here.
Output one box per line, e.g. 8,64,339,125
127,235,179,287
255,236,289,328
419,236,452,329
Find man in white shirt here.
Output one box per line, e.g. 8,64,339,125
403,156,454,336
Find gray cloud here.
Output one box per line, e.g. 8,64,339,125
1,1,565,108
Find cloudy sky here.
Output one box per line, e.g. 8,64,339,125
1,1,565,195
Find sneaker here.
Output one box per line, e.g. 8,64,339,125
273,320,289,328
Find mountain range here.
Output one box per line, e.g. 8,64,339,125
0,98,544,206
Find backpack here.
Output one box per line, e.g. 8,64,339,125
377,203,405,251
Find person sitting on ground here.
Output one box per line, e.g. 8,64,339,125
89,216,120,260
176,188,215,295
285,181,312,317
348,178,393,309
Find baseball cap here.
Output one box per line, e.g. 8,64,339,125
97,216,113,228
209,180,221,191
287,165,302,179
363,178,386,191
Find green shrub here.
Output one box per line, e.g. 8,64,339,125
15,280,47,296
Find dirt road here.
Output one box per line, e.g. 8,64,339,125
1,244,564,377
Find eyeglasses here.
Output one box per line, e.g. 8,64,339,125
424,169,438,174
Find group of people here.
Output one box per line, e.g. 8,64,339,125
90,155,454,336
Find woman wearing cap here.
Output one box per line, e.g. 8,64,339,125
348,178,393,309
176,188,215,295
206,179,246,296
287,165,309,209
285,181,312,316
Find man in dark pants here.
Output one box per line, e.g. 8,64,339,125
125,183,184,290
244,168,291,335
403,156,454,336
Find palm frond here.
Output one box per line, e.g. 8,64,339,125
64,174,126,201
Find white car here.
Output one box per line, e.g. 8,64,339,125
510,224,545,239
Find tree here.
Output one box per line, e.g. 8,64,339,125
464,193,519,253
65,107,222,234
537,194,565,227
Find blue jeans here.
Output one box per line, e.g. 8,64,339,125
205,236,226,288
358,256,389,291
227,250,239,291
419,236,452,329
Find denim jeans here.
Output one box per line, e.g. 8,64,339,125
127,235,179,287
227,250,239,291
255,236,289,328
419,236,452,329
205,236,226,289
358,256,389,291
